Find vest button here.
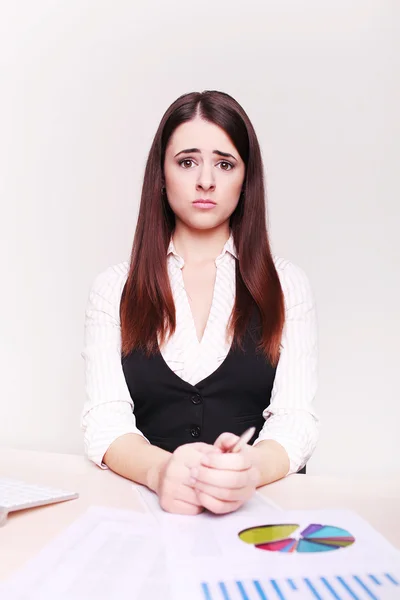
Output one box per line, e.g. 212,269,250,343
190,426,201,438
191,394,202,405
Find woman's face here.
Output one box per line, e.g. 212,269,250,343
163,115,246,231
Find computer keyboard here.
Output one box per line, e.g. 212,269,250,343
0,478,78,525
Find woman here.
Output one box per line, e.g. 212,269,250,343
81,90,319,516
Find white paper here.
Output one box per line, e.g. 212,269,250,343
3,500,400,600
133,483,283,521
132,485,284,597
162,508,400,600
0,507,163,600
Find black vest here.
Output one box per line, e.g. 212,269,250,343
121,309,277,452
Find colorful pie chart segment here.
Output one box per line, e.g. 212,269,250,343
238,523,355,553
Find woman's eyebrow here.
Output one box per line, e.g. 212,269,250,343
174,148,237,162
213,150,237,162
174,148,199,157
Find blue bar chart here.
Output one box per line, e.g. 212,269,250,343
200,572,400,599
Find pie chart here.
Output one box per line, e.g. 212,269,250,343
238,523,355,553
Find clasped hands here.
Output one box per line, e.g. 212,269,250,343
154,433,261,515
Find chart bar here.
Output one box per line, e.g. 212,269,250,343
236,580,250,600
201,582,212,600
385,573,399,585
320,577,342,599
304,578,322,599
336,577,360,600
353,576,378,599
287,579,297,591
218,581,231,600
253,580,268,600
270,579,286,600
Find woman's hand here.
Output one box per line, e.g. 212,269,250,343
154,442,222,515
191,432,261,515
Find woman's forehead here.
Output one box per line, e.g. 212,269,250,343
167,117,237,154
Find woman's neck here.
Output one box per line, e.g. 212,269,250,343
172,222,230,266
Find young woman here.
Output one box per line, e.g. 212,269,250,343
81,90,319,516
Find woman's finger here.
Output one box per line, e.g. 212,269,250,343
191,464,250,489
173,443,221,470
195,491,243,515
194,481,251,502
191,442,223,455
200,449,252,471
175,482,204,506
160,496,204,515
213,432,239,452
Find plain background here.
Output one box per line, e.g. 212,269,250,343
1,1,399,477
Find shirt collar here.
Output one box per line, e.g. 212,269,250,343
167,238,185,269
167,231,238,269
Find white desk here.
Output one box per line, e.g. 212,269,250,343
1,448,399,582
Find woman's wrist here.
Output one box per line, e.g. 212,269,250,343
251,439,290,486
145,452,171,493
103,433,171,491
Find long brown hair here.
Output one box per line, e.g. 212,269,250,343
120,91,285,366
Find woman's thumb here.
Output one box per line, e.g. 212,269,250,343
213,432,239,452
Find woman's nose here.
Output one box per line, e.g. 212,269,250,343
196,166,216,192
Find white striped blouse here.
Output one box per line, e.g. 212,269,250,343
81,233,319,475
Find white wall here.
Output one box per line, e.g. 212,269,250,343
1,0,399,476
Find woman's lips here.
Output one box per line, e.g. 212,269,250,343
192,200,217,209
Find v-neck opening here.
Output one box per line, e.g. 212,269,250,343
156,340,235,389
181,264,218,347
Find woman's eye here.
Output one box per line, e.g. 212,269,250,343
179,159,195,169
178,159,233,170
218,161,234,171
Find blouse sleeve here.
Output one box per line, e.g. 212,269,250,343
253,259,320,475
80,264,147,468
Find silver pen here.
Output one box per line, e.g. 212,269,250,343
223,426,256,453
